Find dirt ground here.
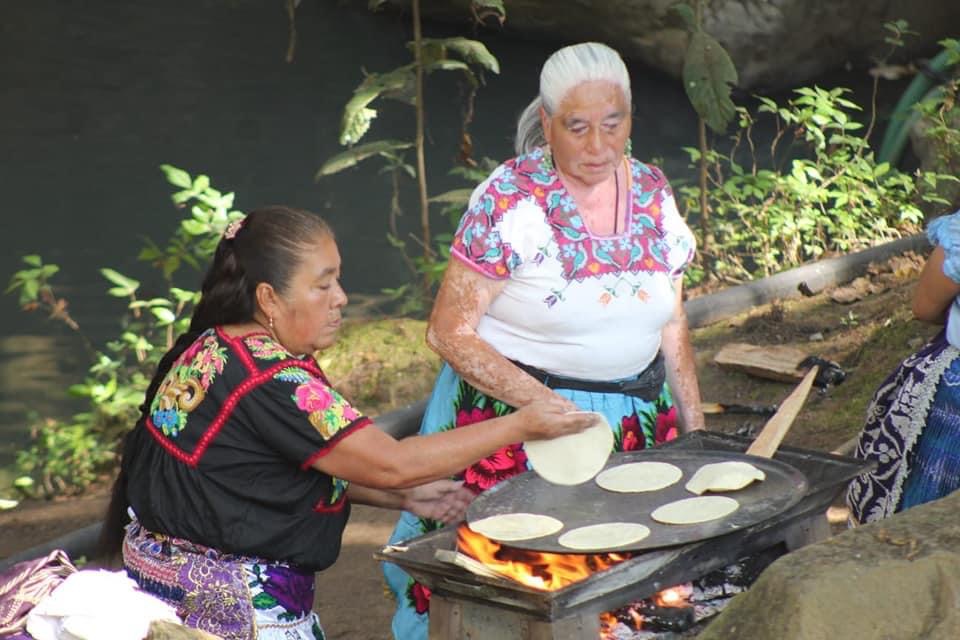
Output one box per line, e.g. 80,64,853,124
0,250,936,639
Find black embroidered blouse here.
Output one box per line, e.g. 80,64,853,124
123,327,371,571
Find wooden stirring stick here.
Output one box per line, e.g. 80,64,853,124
745,365,819,458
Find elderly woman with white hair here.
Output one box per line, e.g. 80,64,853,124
384,41,705,639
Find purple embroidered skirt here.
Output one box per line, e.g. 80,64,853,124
123,519,324,640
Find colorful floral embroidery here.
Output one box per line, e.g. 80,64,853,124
248,563,315,620
245,335,289,361
293,378,359,440
274,366,312,384
151,332,227,438
452,150,684,303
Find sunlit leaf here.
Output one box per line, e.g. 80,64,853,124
683,31,738,134
160,164,192,189
417,37,500,74
315,140,414,178
340,66,415,145
151,307,176,325
100,269,140,294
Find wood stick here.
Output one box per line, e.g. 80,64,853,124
746,366,819,458
434,548,504,579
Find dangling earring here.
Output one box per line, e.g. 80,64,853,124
624,138,633,158
542,144,554,172
269,316,275,333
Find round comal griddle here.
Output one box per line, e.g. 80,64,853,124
465,449,808,553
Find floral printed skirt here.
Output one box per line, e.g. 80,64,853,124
383,363,677,640
123,519,324,640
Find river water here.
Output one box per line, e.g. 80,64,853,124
0,0,909,482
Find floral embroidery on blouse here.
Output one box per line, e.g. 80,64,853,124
245,335,290,361
151,332,227,438
274,366,312,385
293,377,360,440
452,149,690,307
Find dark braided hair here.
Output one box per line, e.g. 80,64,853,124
100,206,333,558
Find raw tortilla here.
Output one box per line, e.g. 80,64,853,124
524,412,613,485
651,496,740,525
557,522,651,551
685,461,766,495
468,513,564,542
596,461,683,493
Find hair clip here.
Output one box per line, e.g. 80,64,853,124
223,219,244,240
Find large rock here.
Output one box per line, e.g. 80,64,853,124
388,0,960,89
698,491,960,640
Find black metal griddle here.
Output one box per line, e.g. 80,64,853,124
466,448,807,553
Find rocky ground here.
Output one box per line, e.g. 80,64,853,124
0,250,935,639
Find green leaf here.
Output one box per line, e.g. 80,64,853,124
192,175,210,191
429,188,474,205
160,164,192,189
471,0,505,23
339,66,416,145
151,307,177,325
417,37,500,74
23,255,43,267
425,60,472,75
100,269,140,293
315,140,414,178
181,219,208,235
670,3,696,31
683,31,739,134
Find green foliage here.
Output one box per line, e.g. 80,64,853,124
673,1,738,134
679,86,957,282
911,38,960,205
6,167,243,497
318,11,502,313
683,30,739,134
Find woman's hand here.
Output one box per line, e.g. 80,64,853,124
403,480,476,525
513,400,595,441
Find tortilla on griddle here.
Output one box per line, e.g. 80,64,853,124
651,496,740,525
685,461,766,495
468,513,564,542
557,522,651,551
595,461,683,493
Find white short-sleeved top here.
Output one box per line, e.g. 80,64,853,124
450,148,696,381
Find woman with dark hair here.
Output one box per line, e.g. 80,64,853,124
101,205,592,640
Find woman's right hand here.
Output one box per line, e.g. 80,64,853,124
513,400,595,441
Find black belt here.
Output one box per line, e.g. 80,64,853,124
511,352,666,401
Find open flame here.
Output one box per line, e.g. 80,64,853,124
456,525,631,591
598,584,693,637
456,526,696,638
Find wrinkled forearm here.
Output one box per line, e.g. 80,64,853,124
427,324,569,409
661,307,704,433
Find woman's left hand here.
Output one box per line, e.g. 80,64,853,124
403,479,476,525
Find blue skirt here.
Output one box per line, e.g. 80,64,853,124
847,331,960,523
382,363,678,640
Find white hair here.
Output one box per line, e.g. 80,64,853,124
515,42,631,155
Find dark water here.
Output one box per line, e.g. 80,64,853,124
0,0,910,478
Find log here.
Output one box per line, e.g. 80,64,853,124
713,343,811,383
